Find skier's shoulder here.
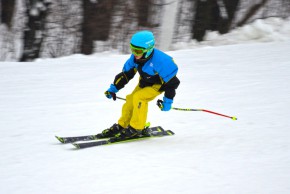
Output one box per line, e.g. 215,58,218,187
152,49,177,68
123,54,137,71
153,49,173,60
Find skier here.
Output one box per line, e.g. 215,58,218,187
97,30,180,139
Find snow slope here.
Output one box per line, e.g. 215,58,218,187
1,18,290,194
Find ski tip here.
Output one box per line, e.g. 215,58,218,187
55,136,65,143
166,130,175,135
72,143,80,149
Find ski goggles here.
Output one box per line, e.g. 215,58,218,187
130,44,147,56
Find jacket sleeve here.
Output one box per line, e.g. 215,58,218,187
113,55,137,90
154,53,180,99
159,76,180,99
113,68,136,90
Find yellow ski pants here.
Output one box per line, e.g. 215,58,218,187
118,84,162,130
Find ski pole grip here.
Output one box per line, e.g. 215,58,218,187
157,99,163,109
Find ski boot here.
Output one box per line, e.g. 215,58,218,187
115,126,143,140
141,127,151,136
96,123,123,138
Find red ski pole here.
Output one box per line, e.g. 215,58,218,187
156,99,237,120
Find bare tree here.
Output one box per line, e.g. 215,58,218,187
1,0,16,29
192,0,240,41
136,0,158,27
42,0,82,58
218,0,240,33
0,25,14,60
237,0,269,27
20,0,51,61
173,0,195,43
81,0,114,55
192,0,215,41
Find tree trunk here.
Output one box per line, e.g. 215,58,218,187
192,0,217,41
217,0,240,34
1,0,16,29
81,0,114,55
136,0,151,27
20,0,50,62
192,0,241,40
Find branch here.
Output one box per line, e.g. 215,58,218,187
237,0,269,27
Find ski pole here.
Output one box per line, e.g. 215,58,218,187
116,96,126,101
116,96,237,120
156,99,237,120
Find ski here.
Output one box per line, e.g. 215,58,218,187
55,134,100,144
55,126,167,144
73,128,174,149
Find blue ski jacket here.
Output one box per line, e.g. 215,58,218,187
113,49,180,99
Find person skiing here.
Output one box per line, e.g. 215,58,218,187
97,30,180,139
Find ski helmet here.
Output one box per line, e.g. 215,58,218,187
130,30,155,58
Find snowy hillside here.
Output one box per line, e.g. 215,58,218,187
0,18,290,194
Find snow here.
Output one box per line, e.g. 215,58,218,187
1,18,290,194
29,8,39,17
